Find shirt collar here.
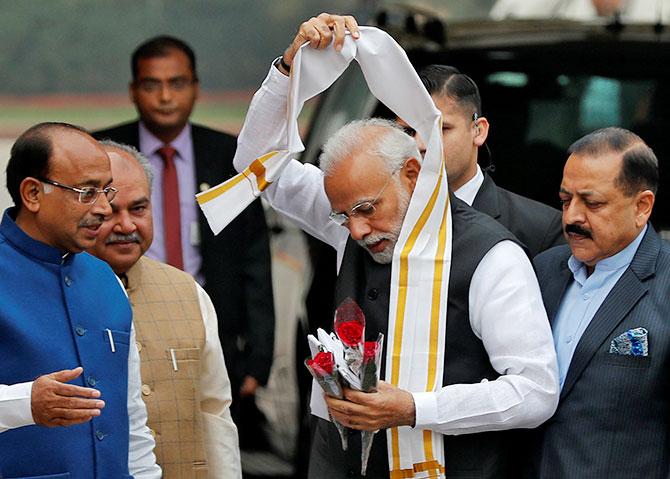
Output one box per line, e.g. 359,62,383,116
453,165,484,206
568,224,648,282
0,207,74,265
138,121,192,160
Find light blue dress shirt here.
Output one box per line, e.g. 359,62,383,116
552,225,647,388
138,122,204,284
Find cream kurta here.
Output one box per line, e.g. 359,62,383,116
126,256,241,479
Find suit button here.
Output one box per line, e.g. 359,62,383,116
64,276,72,287
75,326,86,336
367,288,379,301
95,430,105,441
346,470,356,478
142,384,152,396
87,376,97,387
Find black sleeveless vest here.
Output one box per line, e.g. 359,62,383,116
308,197,523,479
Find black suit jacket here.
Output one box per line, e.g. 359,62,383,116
529,226,670,478
472,173,563,257
94,121,275,387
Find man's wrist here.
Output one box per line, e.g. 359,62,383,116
274,56,290,76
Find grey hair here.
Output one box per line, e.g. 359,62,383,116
99,139,154,192
319,118,420,176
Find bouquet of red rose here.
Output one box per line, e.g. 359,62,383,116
305,297,384,476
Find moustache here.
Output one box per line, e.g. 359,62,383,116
565,223,592,239
78,216,104,228
106,232,142,244
358,232,395,247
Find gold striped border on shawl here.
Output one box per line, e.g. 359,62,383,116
389,459,446,479
195,151,279,205
389,164,448,474
421,180,449,470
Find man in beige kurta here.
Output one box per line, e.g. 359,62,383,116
90,140,241,478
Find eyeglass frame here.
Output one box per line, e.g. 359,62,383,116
328,163,405,226
39,178,117,205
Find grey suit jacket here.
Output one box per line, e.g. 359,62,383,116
529,225,670,478
472,173,564,257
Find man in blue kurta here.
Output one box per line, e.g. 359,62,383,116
0,122,161,478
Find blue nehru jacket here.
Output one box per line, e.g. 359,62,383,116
0,208,134,478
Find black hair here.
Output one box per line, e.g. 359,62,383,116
6,122,89,208
418,64,481,116
568,127,659,196
131,35,198,81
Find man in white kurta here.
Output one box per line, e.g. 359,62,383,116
229,14,559,478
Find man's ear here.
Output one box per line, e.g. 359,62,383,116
473,116,490,147
20,178,43,213
635,190,655,227
403,157,422,193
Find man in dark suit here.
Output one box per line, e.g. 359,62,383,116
94,36,275,438
398,65,563,257
530,127,669,477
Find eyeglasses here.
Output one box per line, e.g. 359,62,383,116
135,77,195,93
328,165,403,226
40,179,117,205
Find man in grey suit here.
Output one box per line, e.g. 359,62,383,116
529,127,670,477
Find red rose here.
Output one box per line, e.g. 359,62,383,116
336,320,364,347
363,341,379,363
334,298,365,347
307,351,335,375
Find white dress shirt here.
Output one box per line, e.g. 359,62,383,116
233,65,560,434
0,277,161,478
453,164,485,206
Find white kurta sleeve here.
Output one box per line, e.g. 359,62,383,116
127,324,162,478
196,283,242,479
0,382,34,432
233,65,349,257
413,240,560,434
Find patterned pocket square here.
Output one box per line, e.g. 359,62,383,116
609,327,648,356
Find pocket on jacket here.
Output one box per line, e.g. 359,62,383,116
100,328,131,348
165,346,201,362
604,353,651,368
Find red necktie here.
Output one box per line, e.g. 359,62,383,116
157,145,184,270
